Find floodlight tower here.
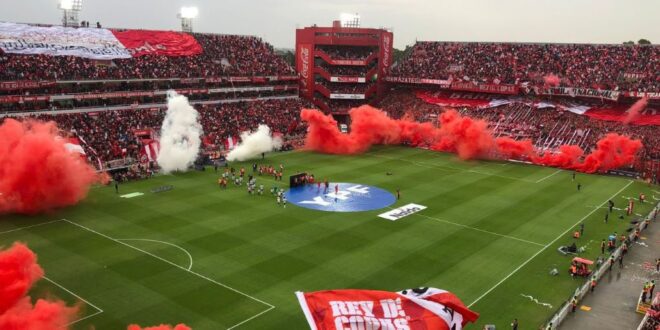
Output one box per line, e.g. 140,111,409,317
339,13,360,28
178,7,199,33
59,0,83,27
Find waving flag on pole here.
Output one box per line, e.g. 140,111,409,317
296,287,479,330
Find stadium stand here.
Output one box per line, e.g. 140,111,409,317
379,90,660,181
391,42,659,91
6,98,309,169
0,33,294,80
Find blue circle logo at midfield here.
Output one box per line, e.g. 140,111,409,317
285,183,396,212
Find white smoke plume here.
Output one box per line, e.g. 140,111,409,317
226,125,282,161
157,91,203,173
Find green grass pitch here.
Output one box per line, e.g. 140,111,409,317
1,146,657,329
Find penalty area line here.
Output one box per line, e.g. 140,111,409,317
116,238,194,271
0,219,64,236
467,180,634,308
41,276,104,326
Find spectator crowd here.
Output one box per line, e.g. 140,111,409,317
392,42,659,92
1,98,310,168
0,33,293,81
380,90,660,179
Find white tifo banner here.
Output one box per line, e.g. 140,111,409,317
0,22,131,59
379,203,427,221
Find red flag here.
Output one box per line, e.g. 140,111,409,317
296,287,478,330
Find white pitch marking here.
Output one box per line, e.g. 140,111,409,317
227,305,275,330
412,212,545,247
61,219,273,308
116,238,194,271
0,219,64,236
535,169,562,183
62,219,276,329
467,180,634,308
42,276,104,326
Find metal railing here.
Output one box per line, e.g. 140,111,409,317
546,202,659,329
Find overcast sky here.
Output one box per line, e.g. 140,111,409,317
2,0,658,49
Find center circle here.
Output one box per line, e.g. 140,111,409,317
285,182,397,212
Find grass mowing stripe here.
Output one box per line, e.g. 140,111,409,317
41,276,104,326
414,212,545,247
467,179,634,308
60,219,275,309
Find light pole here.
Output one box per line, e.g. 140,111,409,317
178,7,199,33
59,0,83,27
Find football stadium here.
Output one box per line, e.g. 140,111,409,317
0,1,659,330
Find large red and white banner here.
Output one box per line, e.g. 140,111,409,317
111,30,202,57
139,139,160,163
0,22,202,59
584,105,660,126
296,287,479,330
417,91,506,108
417,91,660,125
224,136,239,150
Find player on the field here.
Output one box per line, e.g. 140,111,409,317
258,184,264,195
282,196,287,208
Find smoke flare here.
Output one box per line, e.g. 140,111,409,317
0,242,78,329
226,125,282,161
543,74,561,87
157,91,203,173
301,106,642,173
0,119,99,215
623,97,649,124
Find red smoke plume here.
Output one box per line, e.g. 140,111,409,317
0,119,100,215
301,106,642,173
128,324,192,330
543,74,561,87
623,97,649,124
0,242,78,329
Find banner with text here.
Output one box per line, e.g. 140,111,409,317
329,93,366,100
0,22,130,59
296,287,478,330
450,81,519,95
534,86,621,101
0,80,56,91
330,76,366,83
